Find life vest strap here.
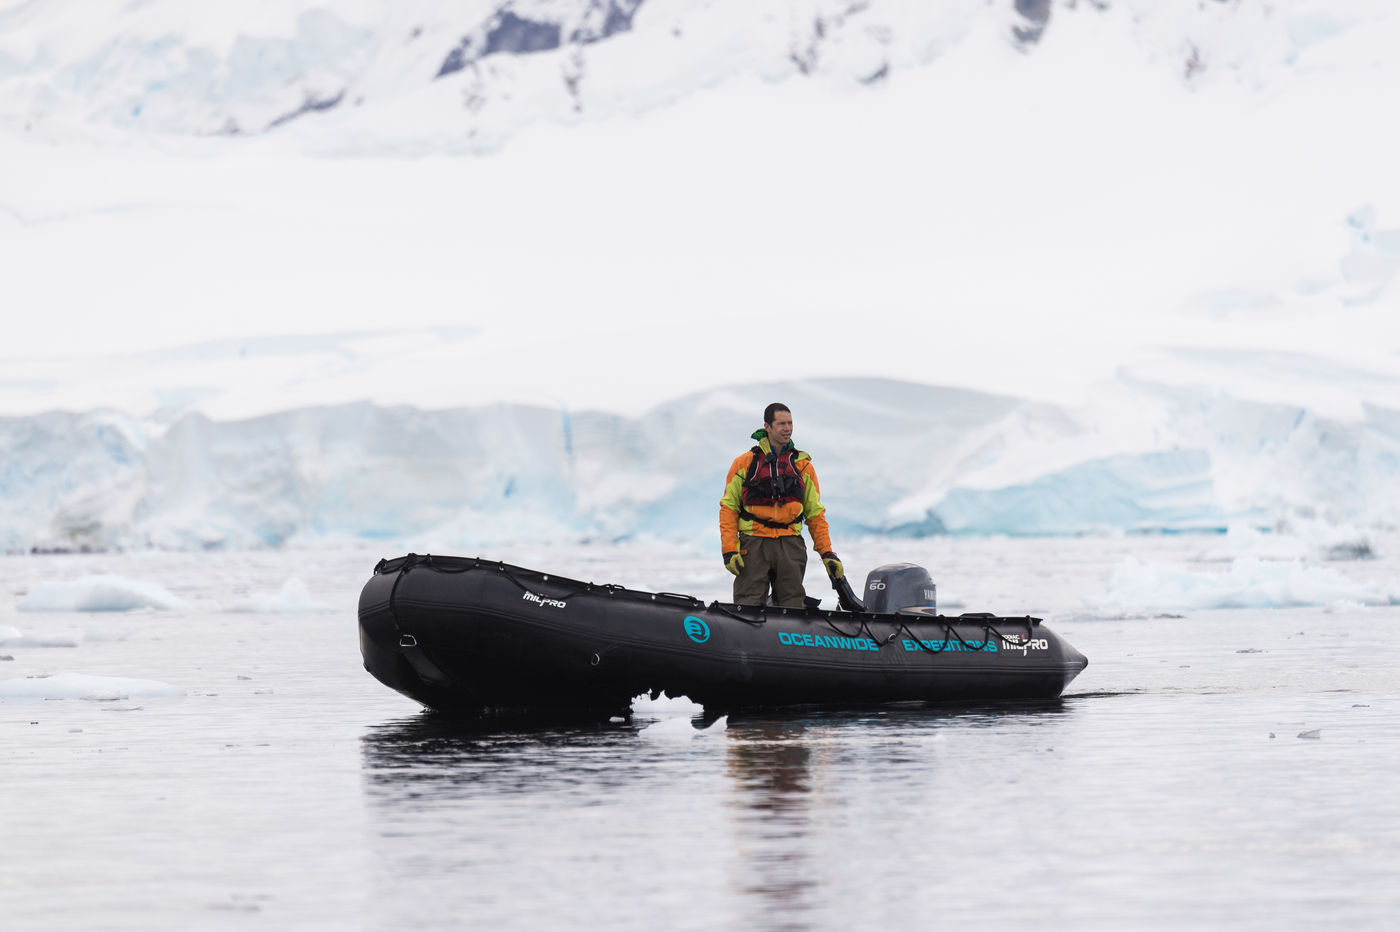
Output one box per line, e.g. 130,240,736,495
738,506,801,531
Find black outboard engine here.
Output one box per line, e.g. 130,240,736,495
862,563,937,615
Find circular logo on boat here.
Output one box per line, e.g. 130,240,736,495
683,616,711,644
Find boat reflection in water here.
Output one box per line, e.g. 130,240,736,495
358,700,1074,928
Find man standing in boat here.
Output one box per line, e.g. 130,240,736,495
719,403,843,607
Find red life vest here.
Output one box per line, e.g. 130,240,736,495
741,445,805,518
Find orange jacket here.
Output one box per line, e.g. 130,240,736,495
719,435,833,555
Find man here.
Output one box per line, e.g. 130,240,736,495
719,402,843,607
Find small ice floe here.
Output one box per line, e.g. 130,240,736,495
0,624,80,648
229,578,331,613
1196,524,1309,563
1297,729,1323,740
18,575,185,612
639,714,727,740
1093,556,1398,613
1210,518,1381,564
0,672,184,701
631,690,705,716
634,690,725,738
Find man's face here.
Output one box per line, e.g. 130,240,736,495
766,411,793,449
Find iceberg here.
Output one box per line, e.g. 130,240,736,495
229,577,332,614
0,627,81,648
0,672,184,701
18,575,186,612
1094,556,1399,613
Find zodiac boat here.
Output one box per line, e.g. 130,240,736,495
358,554,1088,717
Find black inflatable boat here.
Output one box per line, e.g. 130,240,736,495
358,554,1088,717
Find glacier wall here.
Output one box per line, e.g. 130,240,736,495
4,375,1396,553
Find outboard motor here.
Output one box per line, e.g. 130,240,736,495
862,563,937,615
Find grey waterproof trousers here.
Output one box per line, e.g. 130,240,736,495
733,534,808,607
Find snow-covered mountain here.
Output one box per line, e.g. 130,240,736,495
1,1,1397,553
5,0,1381,151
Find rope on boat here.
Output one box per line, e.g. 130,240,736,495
889,615,1037,655
706,601,769,628
386,558,409,640
821,612,878,642
891,616,987,654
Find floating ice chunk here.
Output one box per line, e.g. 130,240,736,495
1,620,81,648
1339,203,1400,304
639,714,727,740
18,575,185,612
630,691,704,716
0,672,184,701
0,630,80,648
1197,524,1309,562
1197,521,1379,564
229,578,331,613
1095,557,1397,612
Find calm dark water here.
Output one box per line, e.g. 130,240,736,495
3,546,1399,930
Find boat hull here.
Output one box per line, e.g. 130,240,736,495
358,554,1088,716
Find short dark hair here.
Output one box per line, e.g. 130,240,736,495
764,402,790,425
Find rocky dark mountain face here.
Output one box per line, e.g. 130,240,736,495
437,0,647,79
